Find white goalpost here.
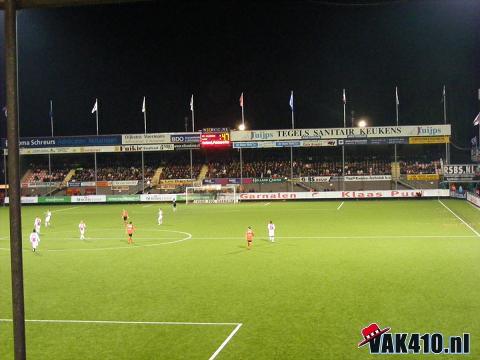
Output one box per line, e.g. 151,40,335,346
185,184,238,204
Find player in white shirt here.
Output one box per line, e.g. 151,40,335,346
268,220,276,242
79,220,86,240
158,209,163,225
29,229,40,252
34,217,41,235
45,210,52,227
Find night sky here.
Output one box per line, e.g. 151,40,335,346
0,0,479,148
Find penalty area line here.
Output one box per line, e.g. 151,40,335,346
337,201,344,210
0,318,243,360
438,200,480,237
209,323,243,360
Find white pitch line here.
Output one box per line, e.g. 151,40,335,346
51,206,82,213
263,202,271,206
438,200,480,237
190,235,475,240
142,204,154,208
0,318,243,359
0,319,240,326
468,202,480,211
337,201,344,210
208,323,242,360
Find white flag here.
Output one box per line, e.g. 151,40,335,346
91,99,98,113
395,86,399,105
190,94,194,111
239,92,244,108
289,91,294,110
342,89,346,104
474,112,480,126
142,96,146,113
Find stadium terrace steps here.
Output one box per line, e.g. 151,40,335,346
197,164,209,182
151,167,163,186
62,169,76,187
21,169,32,184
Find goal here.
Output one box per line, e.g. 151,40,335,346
185,184,238,204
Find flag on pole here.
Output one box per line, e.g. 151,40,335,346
471,137,477,146
474,112,480,126
190,94,194,111
142,96,146,113
289,91,294,110
342,89,346,104
239,92,244,108
49,100,53,120
441,85,446,103
395,86,399,105
2,106,7,118
91,99,98,113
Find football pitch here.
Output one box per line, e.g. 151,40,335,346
0,199,479,359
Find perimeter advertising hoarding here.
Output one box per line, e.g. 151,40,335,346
406,174,440,181
117,144,175,152
467,192,480,207
106,195,140,202
203,178,252,185
3,189,449,204
408,136,450,144
4,196,38,204
238,189,449,200
37,196,71,204
18,146,118,155
443,164,480,181
233,139,336,149
293,176,331,183
338,138,409,145
12,135,121,148
174,143,201,150
231,125,451,142
121,132,200,145
140,194,177,202
344,175,392,181
71,195,107,203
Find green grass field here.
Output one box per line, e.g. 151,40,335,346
0,199,479,359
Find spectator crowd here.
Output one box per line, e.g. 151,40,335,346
22,157,443,184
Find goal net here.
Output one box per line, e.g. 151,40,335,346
185,184,237,204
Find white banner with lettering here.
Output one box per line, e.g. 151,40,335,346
231,125,451,142
238,189,448,201
344,175,392,181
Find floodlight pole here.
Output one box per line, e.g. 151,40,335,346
48,100,53,195
240,99,244,189
3,153,7,201
142,97,146,193
394,87,399,190
190,99,195,181
5,0,27,358
443,85,449,164
342,90,346,191
290,101,294,192
94,98,99,194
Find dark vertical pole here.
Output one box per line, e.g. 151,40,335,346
5,0,27,358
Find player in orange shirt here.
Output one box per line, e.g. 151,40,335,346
126,222,136,244
122,209,129,225
246,226,254,250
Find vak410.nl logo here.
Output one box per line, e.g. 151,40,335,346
358,323,470,355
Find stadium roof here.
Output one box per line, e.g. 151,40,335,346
0,0,147,9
